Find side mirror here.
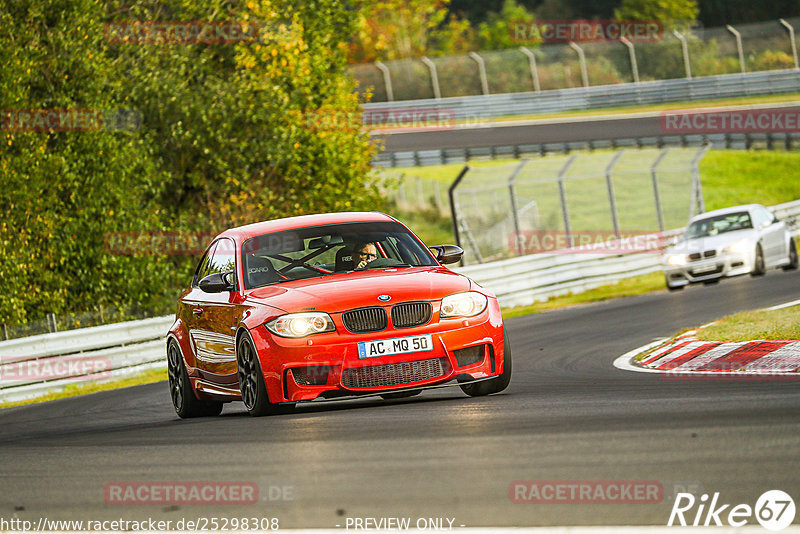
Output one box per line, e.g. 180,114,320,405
199,271,234,293
430,244,464,265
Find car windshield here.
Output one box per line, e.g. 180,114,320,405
684,211,753,240
241,221,438,289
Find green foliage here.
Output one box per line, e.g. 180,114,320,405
0,0,382,326
615,0,699,30
477,0,537,50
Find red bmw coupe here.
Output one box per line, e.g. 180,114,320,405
166,212,511,417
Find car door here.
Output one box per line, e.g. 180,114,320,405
755,207,786,266
185,238,243,387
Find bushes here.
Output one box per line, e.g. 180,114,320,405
0,0,382,326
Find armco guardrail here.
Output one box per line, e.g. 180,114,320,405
0,316,172,404
374,131,800,168
2,199,799,403
364,70,800,122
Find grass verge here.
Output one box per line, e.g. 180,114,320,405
696,305,800,342
0,368,167,409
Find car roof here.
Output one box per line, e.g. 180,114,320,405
689,204,765,223
215,212,400,242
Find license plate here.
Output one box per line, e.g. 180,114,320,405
692,263,717,274
358,334,433,359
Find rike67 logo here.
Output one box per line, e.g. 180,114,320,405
668,490,796,531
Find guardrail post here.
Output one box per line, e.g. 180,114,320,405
568,42,589,88
374,61,394,102
420,57,442,100
780,19,799,70
557,155,578,247
673,30,692,79
650,148,670,232
507,159,530,255
605,150,624,239
690,144,711,217
2,323,8,341
726,25,746,74
448,165,470,249
468,52,490,96
519,46,541,92
47,313,58,333
620,37,639,83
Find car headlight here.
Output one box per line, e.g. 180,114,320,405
666,253,688,266
726,240,750,255
266,313,335,338
441,291,488,318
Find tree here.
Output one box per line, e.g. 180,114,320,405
477,0,539,50
0,0,383,325
615,0,699,30
349,0,474,62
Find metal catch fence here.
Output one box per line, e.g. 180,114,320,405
447,146,710,264
352,17,800,102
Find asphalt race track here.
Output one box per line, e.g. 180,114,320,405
376,105,800,153
2,270,800,528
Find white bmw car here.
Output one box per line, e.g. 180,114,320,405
663,204,798,290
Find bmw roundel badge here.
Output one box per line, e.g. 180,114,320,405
377,294,391,302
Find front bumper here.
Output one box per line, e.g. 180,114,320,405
663,251,752,287
249,299,506,403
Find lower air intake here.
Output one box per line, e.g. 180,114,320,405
342,358,448,388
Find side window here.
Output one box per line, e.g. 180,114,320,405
193,242,218,286
752,208,769,229
207,238,237,277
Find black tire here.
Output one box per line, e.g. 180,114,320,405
460,336,512,397
751,243,766,277
237,333,282,416
380,390,421,400
167,340,223,418
783,239,798,271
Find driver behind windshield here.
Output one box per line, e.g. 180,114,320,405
354,242,378,269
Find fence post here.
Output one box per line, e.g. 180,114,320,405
1,323,8,341
433,181,444,214
620,37,639,83
519,47,541,92
420,57,442,100
605,150,624,239
47,312,58,333
690,144,711,217
557,155,578,247
448,165,470,249
568,41,589,88
507,159,530,255
468,52,490,96
650,148,670,232
416,177,425,209
726,25,746,74
673,30,692,79
780,19,799,70
374,61,394,102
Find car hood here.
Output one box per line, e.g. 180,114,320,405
666,229,758,255
244,266,472,313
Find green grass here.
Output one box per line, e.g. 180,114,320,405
696,305,800,342
0,368,167,409
700,151,800,210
